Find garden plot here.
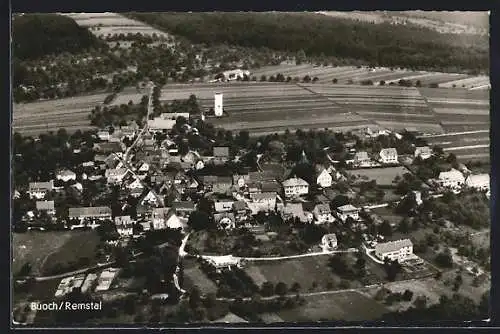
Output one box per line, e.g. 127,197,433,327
346,167,409,187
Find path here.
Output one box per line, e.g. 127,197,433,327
417,129,489,138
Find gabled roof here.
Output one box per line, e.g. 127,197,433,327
282,177,308,187
171,201,196,211
29,180,54,192
337,204,359,212
69,206,111,217
36,200,55,211
260,181,281,193
56,169,76,177
380,148,398,156
354,151,369,160
115,216,132,226
438,168,464,180
214,212,235,223
232,201,248,211
314,203,331,214
250,192,276,201
375,239,413,254
213,146,230,157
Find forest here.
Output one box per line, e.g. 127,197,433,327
126,12,488,73
12,14,105,61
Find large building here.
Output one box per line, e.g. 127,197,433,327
336,204,360,222
437,168,465,190
282,177,309,198
375,239,413,263
214,93,223,117
465,173,490,195
379,148,398,164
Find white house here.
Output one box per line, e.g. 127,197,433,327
138,162,150,173
336,204,360,223
148,118,176,131
203,255,242,272
379,148,398,164
414,146,432,160
56,169,77,182
466,174,490,194
282,177,309,198
215,199,235,213
222,69,250,81
127,178,144,191
28,180,54,199
140,190,164,207
354,151,371,167
248,192,276,214
437,168,465,190
105,168,130,184
97,130,111,141
317,168,333,188
375,239,414,263
321,234,338,251
114,216,134,237
152,208,183,230
313,204,335,224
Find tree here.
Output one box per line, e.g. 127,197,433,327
384,258,402,281
260,74,267,82
261,281,275,297
275,282,288,296
189,287,202,309
332,78,338,84
435,250,453,268
379,80,386,86
187,210,211,231
291,282,301,292
403,289,414,301
379,220,393,237
302,75,311,83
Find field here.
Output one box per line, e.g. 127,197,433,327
277,290,389,322
38,230,102,276
250,64,489,89
347,166,409,187
419,130,490,162
183,260,218,295
12,94,106,135
64,13,173,41
244,255,352,292
12,231,75,276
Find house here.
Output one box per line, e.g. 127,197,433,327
233,174,251,188
28,180,54,199
194,159,205,170
210,176,233,194
213,146,230,164
94,142,125,154
379,148,398,164
68,206,112,222
97,130,111,141
152,208,183,230
282,177,309,198
375,239,414,263
204,255,242,272
414,146,432,160
171,201,196,217
321,234,338,251
466,174,490,193
215,199,235,213
214,212,236,229
313,204,335,224
232,201,251,223
148,118,176,131
316,168,333,188
212,312,249,324
36,200,55,216
354,151,371,166
56,169,77,182
105,168,130,184
437,168,465,190
137,162,150,173
278,202,310,223
182,151,201,164
139,190,164,207
336,204,360,222
127,178,144,191
114,216,133,237
248,192,276,214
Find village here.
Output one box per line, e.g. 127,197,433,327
12,83,491,324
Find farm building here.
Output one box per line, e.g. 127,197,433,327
437,168,465,190
414,146,432,160
68,206,112,222
278,202,311,223
28,180,54,199
378,148,398,164
375,239,414,263
151,208,183,230
95,268,120,292
354,151,371,167
222,69,250,81
465,173,490,194
248,192,277,214
148,118,176,131
336,204,360,223
171,201,196,217
282,177,309,198
215,199,235,213
203,255,242,271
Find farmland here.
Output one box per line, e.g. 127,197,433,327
347,166,409,187
277,290,389,322
12,231,75,276
419,130,490,162
12,94,106,135
64,12,173,41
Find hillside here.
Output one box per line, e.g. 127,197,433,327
125,12,488,73
12,14,105,60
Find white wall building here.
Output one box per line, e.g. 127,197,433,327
414,146,432,160
375,239,414,263
317,169,333,188
336,204,360,223
282,177,309,198
114,216,134,237
379,148,398,164
437,168,465,190
214,93,223,117
466,173,490,194
56,169,77,182
313,204,335,224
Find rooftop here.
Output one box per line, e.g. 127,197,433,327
375,239,413,254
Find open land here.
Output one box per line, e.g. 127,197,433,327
347,166,409,187
277,290,389,322
12,231,75,276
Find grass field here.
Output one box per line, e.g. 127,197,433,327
38,230,102,276
12,231,77,276
244,255,352,292
183,265,218,295
347,166,409,187
277,290,388,322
